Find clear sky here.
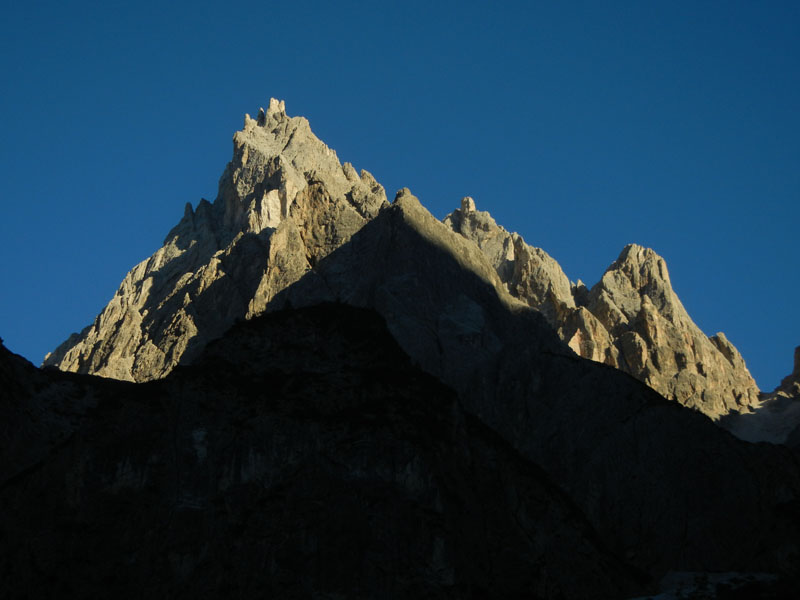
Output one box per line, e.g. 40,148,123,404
1,1,797,390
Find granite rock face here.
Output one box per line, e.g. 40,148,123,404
445,200,761,419
7,302,800,596
44,99,387,381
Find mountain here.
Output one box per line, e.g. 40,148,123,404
44,99,780,428
444,198,760,419
44,99,387,381
9,99,800,596
2,305,646,598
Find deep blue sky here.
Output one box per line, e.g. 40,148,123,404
1,1,797,390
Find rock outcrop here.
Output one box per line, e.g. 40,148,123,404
444,200,761,419
580,244,760,417
44,99,386,381
443,196,575,326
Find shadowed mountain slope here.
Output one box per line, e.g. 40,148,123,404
263,188,800,579
722,346,800,447
2,305,645,599
445,197,761,420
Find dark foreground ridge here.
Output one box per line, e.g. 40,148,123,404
3,304,800,598
2,304,644,599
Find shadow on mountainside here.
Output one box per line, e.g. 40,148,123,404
13,188,800,595
720,394,800,450
0,305,647,600
250,190,800,581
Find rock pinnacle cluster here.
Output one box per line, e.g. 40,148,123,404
45,100,797,433
45,99,387,381
444,200,761,419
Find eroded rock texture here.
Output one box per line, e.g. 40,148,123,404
44,99,386,381
48,100,766,424
444,199,761,419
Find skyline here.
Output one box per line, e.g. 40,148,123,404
1,1,797,390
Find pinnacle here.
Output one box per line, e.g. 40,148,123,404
615,243,665,269
253,99,287,127
267,98,286,117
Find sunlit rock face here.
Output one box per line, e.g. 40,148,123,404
445,200,761,420
444,196,576,327
44,99,387,381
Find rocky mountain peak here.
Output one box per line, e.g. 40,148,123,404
24,101,800,595
45,101,772,423
444,204,761,419
592,243,677,320
44,100,387,381
577,244,760,416
443,198,575,327
254,97,286,125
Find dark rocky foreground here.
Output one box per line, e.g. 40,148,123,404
4,304,800,598
2,304,647,599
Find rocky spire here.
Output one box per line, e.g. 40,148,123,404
581,244,760,417
44,100,387,381
445,207,761,419
45,100,765,423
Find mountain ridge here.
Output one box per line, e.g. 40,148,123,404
43,99,798,436
4,305,646,598
5,99,800,597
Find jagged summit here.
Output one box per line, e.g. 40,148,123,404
444,200,760,418
253,97,286,125
443,196,575,326
44,99,387,381
19,100,800,595
46,100,770,422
